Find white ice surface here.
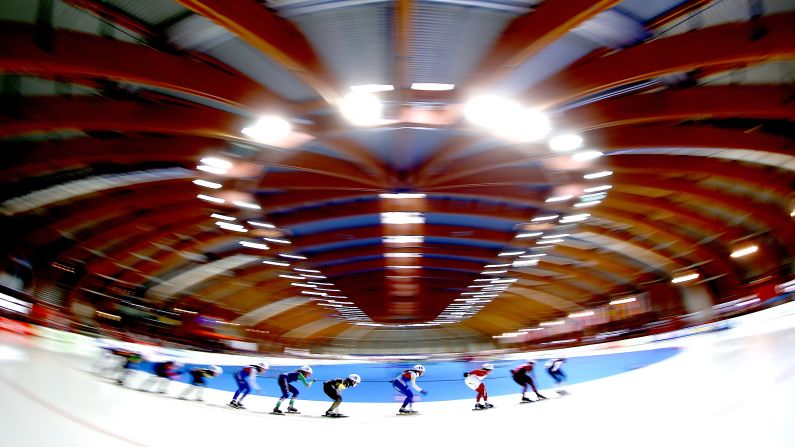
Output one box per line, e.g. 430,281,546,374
2,315,795,447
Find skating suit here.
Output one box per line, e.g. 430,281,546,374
392,371,422,407
464,369,490,391
277,371,309,398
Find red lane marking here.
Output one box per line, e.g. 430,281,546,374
0,372,151,447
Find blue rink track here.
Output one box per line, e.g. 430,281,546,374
131,347,680,402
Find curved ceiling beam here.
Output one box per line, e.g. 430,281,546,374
468,0,621,88
0,21,291,112
559,85,795,131
0,98,380,185
175,0,339,104
523,12,795,107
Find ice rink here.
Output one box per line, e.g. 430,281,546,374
2,309,795,447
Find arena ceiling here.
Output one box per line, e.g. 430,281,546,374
1,0,794,351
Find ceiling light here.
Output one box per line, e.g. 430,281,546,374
569,311,594,318
463,95,522,129
306,282,333,286
516,232,543,238
383,235,424,244
341,91,383,126
545,195,572,203
537,239,564,245
384,253,422,258
584,185,612,193
542,234,569,239
574,201,601,207
279,254,307,260
197,194,225,204
520,253,547,258
580,192,607,201
495,108,551,142
211,213,235,221
248,221,276,228
482,270,507,275
193,179,222,189
233,201,261,210
216,222,247,232
539,320,565,326
264,238,291,244
241,116,292,142
239,241,269,250
584,171,613,179
379,193,426,199
484,264,510,268
350,84,394,93
300,274,327,279
411,83,455,91
200,157,232,169
672,272,700,284
512,260,539,267
572,150,603,161
196,165,227,175
294,268,321,273
609,297,636,305
548,134,583,152
381,212,424,224
279,274,304,280
263,260,290,267
560,213,590,223
731,245,758,258
302,291,328,296
291,283,317,288
531,215,559,222
386,265,421,269
498,251,525,256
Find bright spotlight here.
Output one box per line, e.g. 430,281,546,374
572,150,603,161
242,116,292,142
341,92,383,126
495,108,551,142
463,95,522,129
549,134,584,152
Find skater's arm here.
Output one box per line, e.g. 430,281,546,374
246,371,260,391
409,372,423,392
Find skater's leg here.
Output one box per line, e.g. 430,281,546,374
287,384,300,410
475,383,485,403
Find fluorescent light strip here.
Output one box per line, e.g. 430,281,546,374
291,283,317,288
211,213,235,221
294,268,321,273
381,212,425,224
384,253,422,258
572,150,603,161
233,201,261,210
350,84,394,93
516,232,543,238
545,195,573,203
541,234,569,239
539,320,565,326
482,270,507,275
239,241,269,250
264,238,291,244
383,235,424,244
387,265,421,269
672,272,700,283
379,193,427,199
531,215,559,222
262,260,290,266
498,251,525,256
279,274,304,280
484,264,510,268
569,311,595,318
302,291,328,296
730,245,758,258
520,253,547,258
609,297,636,305
279,254,307,260
217,222,247,233
584,171,612,179
537,239,564,244
200,157,232,169
196,165,226,175
197,194,225,204
411,83,455,91
307,282,333,286
490,279,518,283
583,185,612,193
248,221,275,229
193,179,222,189
300,274,327,279
574,201,601,207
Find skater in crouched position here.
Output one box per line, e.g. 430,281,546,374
464,363,494,410
512,360,546,402
273,365,314,414
112,349,142,386
180,365,222,401
546,358,568,395
323,374,361,417
140,360,182,394
229,363,267,409
392,364,427,414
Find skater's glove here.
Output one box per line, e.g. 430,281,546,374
420,390,428,396
463,373,469,377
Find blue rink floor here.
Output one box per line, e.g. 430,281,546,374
129,347,681,402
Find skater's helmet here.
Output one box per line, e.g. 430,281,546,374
412,364,425,375
298,365,313,376
210,365,223,376
348,374,361,386
255,362,268,372
482,363,494,371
